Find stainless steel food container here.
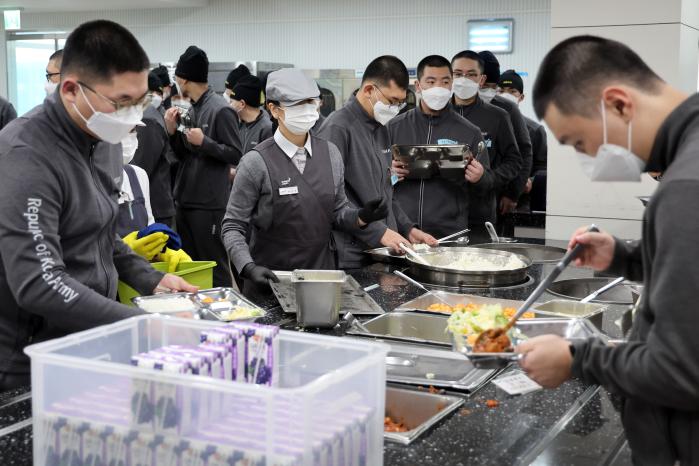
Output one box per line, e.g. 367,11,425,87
291,270,346,327
385,342,495,392
406,247,532,288
347,311,453,346
531,299,608,329
384,386,464,445
546,277,640,305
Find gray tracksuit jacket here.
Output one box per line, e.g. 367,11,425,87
170,89,243,210
317,96,416,269
388,105,492,238
571,93,699,465
0,93,161,378
453,97,522,224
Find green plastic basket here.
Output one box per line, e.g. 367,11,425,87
117,260,217,306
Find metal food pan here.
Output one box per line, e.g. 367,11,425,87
531,299,607,329
384,386,464,445
385,342,496,392
363,247,408,264
395,291,551,316
547,278,640,305
406,247,531,288
132,292,200,319
192,287,265,322
471,243,567,264
346,311,452,346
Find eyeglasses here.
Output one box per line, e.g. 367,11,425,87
78,80,152,111
371,84,406,109
45,72,60,82
453,72,481,79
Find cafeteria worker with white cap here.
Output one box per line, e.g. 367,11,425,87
221,68,389,299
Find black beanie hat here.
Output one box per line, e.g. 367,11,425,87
225,64,251,90
232,75,264,107
478,51,501,84
175,45,209,83
148,71,162,92
498,69,524,94
153,65,171,88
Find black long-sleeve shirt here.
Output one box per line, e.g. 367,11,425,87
491,95,532,199
171,89,243,210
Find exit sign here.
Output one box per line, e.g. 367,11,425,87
3,10,20,30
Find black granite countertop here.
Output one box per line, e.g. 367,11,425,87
0,237,633,466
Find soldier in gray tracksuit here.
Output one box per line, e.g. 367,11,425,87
318,96,417,269
453,96,521,237
388,104,493,239
0,93,163,389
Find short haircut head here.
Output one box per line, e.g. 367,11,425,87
61,20,149,83
361,55,409,90
451,50,484,73
49,49,63,66
417,55,452,80
533,35,663,120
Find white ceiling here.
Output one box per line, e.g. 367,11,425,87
0,0,208,12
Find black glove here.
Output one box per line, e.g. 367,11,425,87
358,198,388,224
242,263,279,287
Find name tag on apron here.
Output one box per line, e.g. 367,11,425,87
279,186,299,196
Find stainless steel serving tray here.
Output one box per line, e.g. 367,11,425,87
132,292,200,318
406,247,532,288
192,287,265,322
384,386,464,445
385,342,496,392
452,318,600,369
270,271,385,315
547,278,640,305
391,144,472,180
471,243,567,264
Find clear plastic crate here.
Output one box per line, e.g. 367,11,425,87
25,315,389,466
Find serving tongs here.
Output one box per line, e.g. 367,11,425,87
472,224,600,351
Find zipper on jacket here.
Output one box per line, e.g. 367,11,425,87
419,118,434,229
88,144,115,298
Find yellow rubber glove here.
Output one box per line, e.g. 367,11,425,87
155,248,192,273
122,231,169,261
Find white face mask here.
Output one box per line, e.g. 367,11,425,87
280,102,319,135
222,92,231,104
369,86,403,125
479,87,497,103
44,81,58,96
121,132,139,164
576,100,645,182
73,85,144,145
420,86,453,111
162,87,171,100
498,92,520,106
452,77,479,100
150,94,163,109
